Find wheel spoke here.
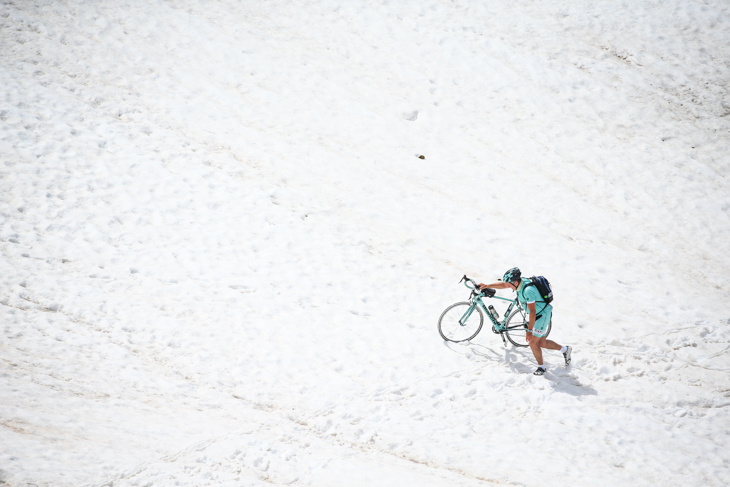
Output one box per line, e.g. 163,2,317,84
438,302,483,342
505,311,529,347
504,312,552,347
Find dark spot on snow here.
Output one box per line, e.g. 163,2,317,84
402,111,418,121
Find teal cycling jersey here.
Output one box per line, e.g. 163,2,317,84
516,278,551,317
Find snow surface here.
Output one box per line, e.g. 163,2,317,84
1,0,729,485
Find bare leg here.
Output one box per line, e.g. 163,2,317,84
529,340,544,365
530,337,562,366
540,338,562,351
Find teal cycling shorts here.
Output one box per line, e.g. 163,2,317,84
530,307,552,338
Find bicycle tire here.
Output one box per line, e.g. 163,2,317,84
504,310,552,347
438,301,484,342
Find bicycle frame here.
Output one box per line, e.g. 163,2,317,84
458,276,528,344
469,294,524,327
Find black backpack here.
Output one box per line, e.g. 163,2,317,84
525,276,553,304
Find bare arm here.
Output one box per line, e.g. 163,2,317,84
478,281,511,290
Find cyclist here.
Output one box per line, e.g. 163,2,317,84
479,267,572,376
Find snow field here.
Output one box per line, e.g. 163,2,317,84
1,0,730,486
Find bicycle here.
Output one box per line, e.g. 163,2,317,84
437,275,551,347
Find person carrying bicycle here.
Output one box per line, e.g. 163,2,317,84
479,267,572,376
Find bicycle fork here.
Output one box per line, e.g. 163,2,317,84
459,303,478,326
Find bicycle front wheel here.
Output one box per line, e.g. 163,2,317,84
438,302,484,342
504,310,552,347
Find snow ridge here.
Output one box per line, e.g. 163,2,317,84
1,1,729,486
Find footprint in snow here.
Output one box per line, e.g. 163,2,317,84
229,285,255,293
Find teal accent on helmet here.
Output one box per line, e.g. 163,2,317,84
502,267,521,283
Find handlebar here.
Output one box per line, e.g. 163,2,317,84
460,275,477,289
460,275,495,297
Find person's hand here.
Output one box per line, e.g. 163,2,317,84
525,329,534,344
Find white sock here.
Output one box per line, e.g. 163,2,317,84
538,364,546,370
560,346,568,354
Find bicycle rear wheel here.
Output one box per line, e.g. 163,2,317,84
438,302,484,342
504,310,552,347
